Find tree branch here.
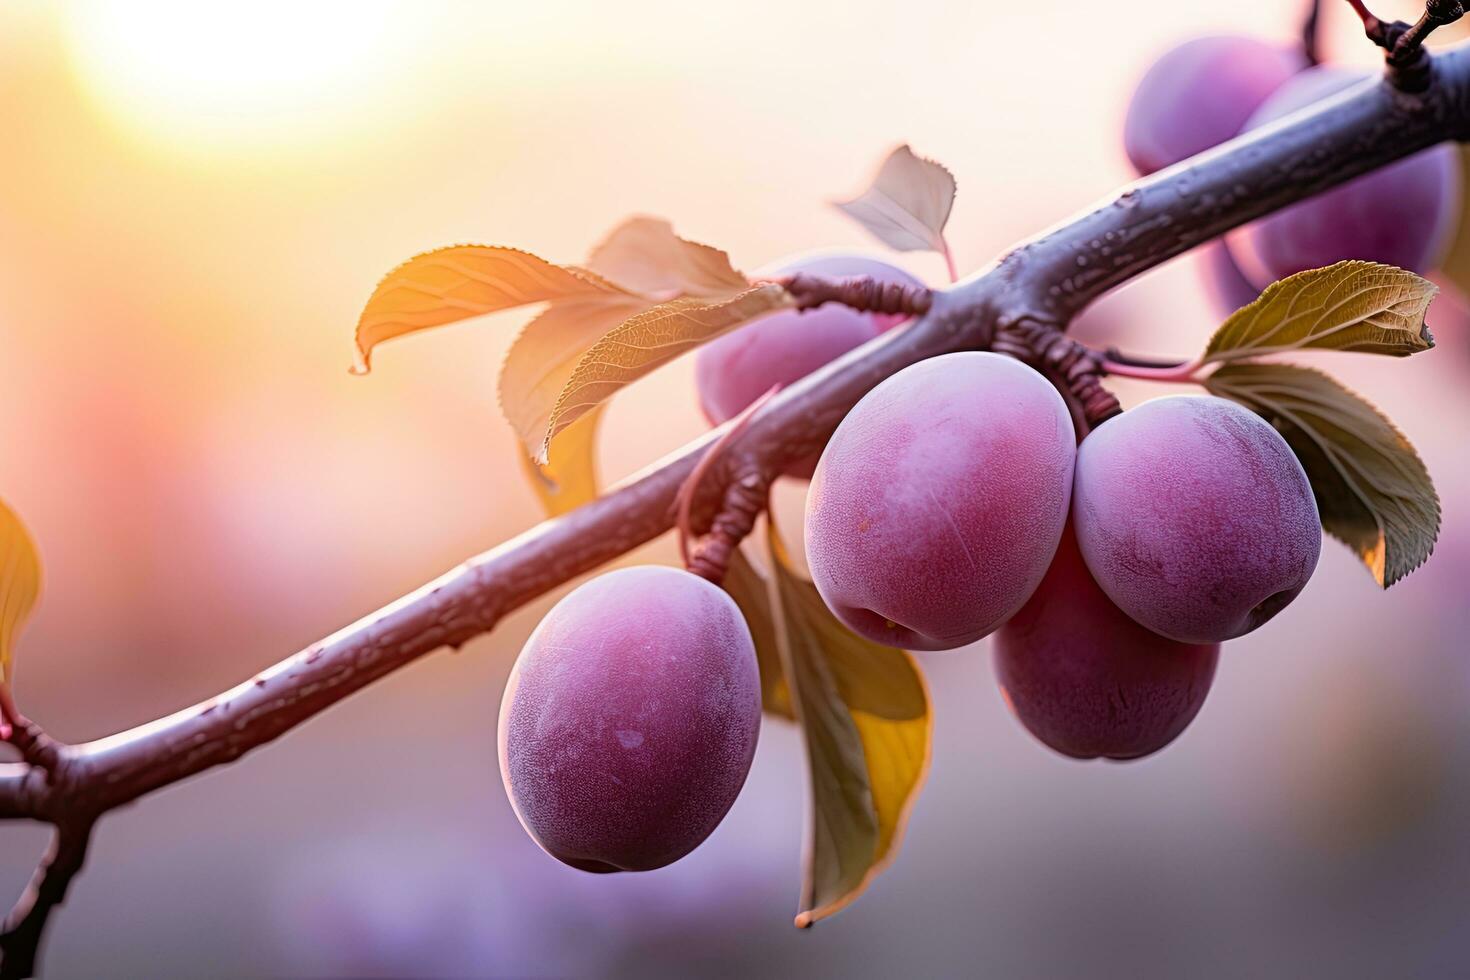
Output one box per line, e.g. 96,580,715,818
0,821,93,980
4,38,1470,977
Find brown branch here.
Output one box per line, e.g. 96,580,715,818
4,38,1470,976
1346,0,1390,45
0,821,94,980
778,273,933,318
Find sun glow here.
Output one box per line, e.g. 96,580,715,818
62,2,402,156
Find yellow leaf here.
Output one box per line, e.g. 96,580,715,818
585,216,750,298
516,404,605,517
353,246,632,372
722,545,794,720
499,294,654,466
1204,362,1439,587
766,520,931,927
0,498,42,683
1203,261,1436,364
536,284,792,463
834,144,956,254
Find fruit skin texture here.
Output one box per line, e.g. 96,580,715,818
695,252,924,478
1226,65,1461,288
805,351,1075,652
995,523,1220,761
498,565,761,873
1073,395,1321,645
1123,35,1304,175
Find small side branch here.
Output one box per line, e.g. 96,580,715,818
1345,0,1465,90
0,820,95,980
779,274,934,319
0,689,61,782
1346,0,1390,45
676,389,778,585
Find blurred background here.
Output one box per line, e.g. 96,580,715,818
0,0,1467,976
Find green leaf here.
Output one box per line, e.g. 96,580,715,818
766,520,931,927
538,285,791,463
834,144,956,255
1202,260,1436,365
722,545,793,721
353,246,632,373
1204,362,1439,587
0,497,41,684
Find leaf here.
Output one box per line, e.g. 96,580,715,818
353,246,632,372
834,144,957,254
766,520,931,927
536,284,791,462
516,404,605,517
499,294,654,470
1204,362,1439,587
722,545,793,720
585,216,750,298
0,498,41,683
1202,261,1436,364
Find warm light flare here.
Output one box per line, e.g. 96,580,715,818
62,1,399,154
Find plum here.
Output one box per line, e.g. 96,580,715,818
1225,65,1461,288
995,522,1220,761
804,351,1075,651
1124,35,1304,175
499,565,761,873
1073,395,1320,644
695,251,924,478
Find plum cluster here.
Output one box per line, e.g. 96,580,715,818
806,354,1319,761
1125,35,1461,305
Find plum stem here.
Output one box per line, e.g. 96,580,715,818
675,386,779,584
993,320,1121,427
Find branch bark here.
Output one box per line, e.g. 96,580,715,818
5,40,1470,977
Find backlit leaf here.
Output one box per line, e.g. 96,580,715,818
516,405,605,517
722,545,793,720
353,246,631,372
585,216,750,297
767,520,930,927
536,285,791,462
0,498,41,683
1204,362,1438,587
499,294,653,469
1203,261,1436,364
834,144,956,254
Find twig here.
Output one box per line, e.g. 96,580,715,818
0,687,60,781
0,821,94,980
676,386,779,582
1345,0,1390,45
777,273,933,319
